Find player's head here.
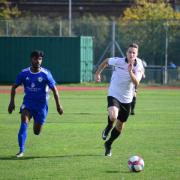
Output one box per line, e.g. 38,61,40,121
30,50,44,68
126,43,138,63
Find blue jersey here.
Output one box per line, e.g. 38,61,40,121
16,67,56,104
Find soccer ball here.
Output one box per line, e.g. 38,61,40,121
128,155,144,172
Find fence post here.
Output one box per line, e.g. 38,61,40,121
59,20,62,37
69,0,72,36
6,20,9,36
111,21,115,57
164,21,168,84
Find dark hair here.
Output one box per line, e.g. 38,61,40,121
128,43,139,49
30,50,44,58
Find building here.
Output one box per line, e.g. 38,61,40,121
3,0,137,18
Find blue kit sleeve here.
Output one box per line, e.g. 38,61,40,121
15,71,23,86
47,71,56,89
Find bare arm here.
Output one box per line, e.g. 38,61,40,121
95,58,109,82
128,63,142,87
142,66,146,79
8,84,19,114
51,86,63,115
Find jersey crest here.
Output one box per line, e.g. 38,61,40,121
38,77,43,82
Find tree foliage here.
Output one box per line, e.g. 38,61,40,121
0,0,20,19
117,0,180,65
122,0,180,20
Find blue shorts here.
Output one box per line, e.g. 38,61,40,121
20,101,48,125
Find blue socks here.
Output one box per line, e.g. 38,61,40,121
18,122,28,153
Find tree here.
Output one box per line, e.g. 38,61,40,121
122,0,178,20
117,0,180,65
0,0,20,19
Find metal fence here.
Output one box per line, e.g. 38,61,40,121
1,17,180,85
100,67,180,85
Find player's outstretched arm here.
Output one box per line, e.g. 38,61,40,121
8,84,18,114
95,58,109,82
51,86,63,115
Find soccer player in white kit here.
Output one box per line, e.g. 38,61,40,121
95,43,144,156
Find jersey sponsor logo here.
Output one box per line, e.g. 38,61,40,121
31,83,35,88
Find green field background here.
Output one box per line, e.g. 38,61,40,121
0,89,180,180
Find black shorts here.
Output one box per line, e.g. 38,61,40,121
107,96,131,122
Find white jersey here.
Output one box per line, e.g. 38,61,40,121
108,57,143,103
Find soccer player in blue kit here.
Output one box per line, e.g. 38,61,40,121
8,50,63,157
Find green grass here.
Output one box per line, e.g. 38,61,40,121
0,89,180,180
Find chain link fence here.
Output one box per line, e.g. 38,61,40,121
1,17,180,85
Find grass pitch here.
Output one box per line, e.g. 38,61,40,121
0,88,180,180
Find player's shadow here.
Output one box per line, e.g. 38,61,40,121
68,112,93,115
105,170,130,174
0,154,103,161
105,170,120,173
